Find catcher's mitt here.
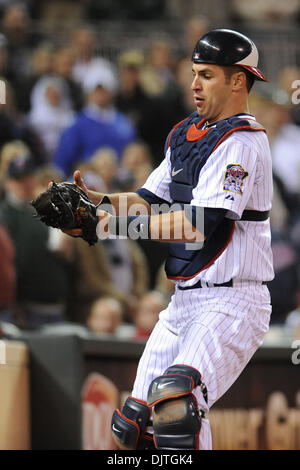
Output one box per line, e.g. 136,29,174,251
31,181,98,246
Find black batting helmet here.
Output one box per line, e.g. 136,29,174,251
192,29,268,82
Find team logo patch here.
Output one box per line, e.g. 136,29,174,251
223,164,248,195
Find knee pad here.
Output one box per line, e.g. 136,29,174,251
111,396,154,450
147,364,207,450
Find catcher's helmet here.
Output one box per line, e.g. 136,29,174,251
192,29,268,82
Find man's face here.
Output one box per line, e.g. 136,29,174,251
6,175,37,202
89,85,113,109
88,302,120,335
191,63,233,123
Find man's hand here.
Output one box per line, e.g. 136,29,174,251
73,170,88,193
62,170,107,239
74,170,104,206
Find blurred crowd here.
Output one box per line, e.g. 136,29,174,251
0,2,299,342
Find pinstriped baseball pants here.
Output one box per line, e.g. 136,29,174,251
132,284,271,450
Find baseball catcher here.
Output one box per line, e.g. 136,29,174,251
31,181,98,246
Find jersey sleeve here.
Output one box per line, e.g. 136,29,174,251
139,147,173,203
191,139,258,219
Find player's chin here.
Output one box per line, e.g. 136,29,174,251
195,103,207,117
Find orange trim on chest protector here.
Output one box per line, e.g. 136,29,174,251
187,124,209,141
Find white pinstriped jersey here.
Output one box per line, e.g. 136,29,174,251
141,114,274,286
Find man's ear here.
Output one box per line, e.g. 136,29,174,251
232,71,246,91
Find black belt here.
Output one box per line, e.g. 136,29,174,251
240,210,269,221
178,279,268,290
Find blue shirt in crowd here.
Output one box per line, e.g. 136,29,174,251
54,104,137,176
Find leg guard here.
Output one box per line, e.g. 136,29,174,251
111,396,154,450
147,364,207,450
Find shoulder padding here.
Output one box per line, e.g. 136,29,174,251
245,119,265,129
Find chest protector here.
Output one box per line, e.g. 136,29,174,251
165,112,266,280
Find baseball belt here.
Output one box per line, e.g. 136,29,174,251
178,279,268,290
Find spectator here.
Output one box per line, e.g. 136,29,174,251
54,65,137,176
121,142,153,190
230,0,300,25
268,229,300,324
71,202,150,323
0,32,17,88
1,4,43,81
121,140,152,169
71,236,125,323
285,305,300,336
86,297,123,335
103,237,149,297
181,16,210,59
28,75,74,159
271,67,300,198
0,153,72,329
16,44,54,113
71,27,115,87
272,114,300,196
0,140,31,183
64,160,148,323
140,39,176,98
120,144,169,287
270,174,291,233
132,291,168,340
0,219,15,323
0,78,46,165
53,46,83,111
115,50,159,151
31,45,54,78
86,0,166,20
0,78,20,144
248,92,290,145
34,165,64,194
90,146,137,193
111,167,136,193
90,147,118,191
117,48,178,166
72,235,149,324
277,66,300,103
37,0,84,27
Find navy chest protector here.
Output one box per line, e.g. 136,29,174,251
165,112,267,280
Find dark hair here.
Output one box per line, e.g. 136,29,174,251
223,65,255,93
